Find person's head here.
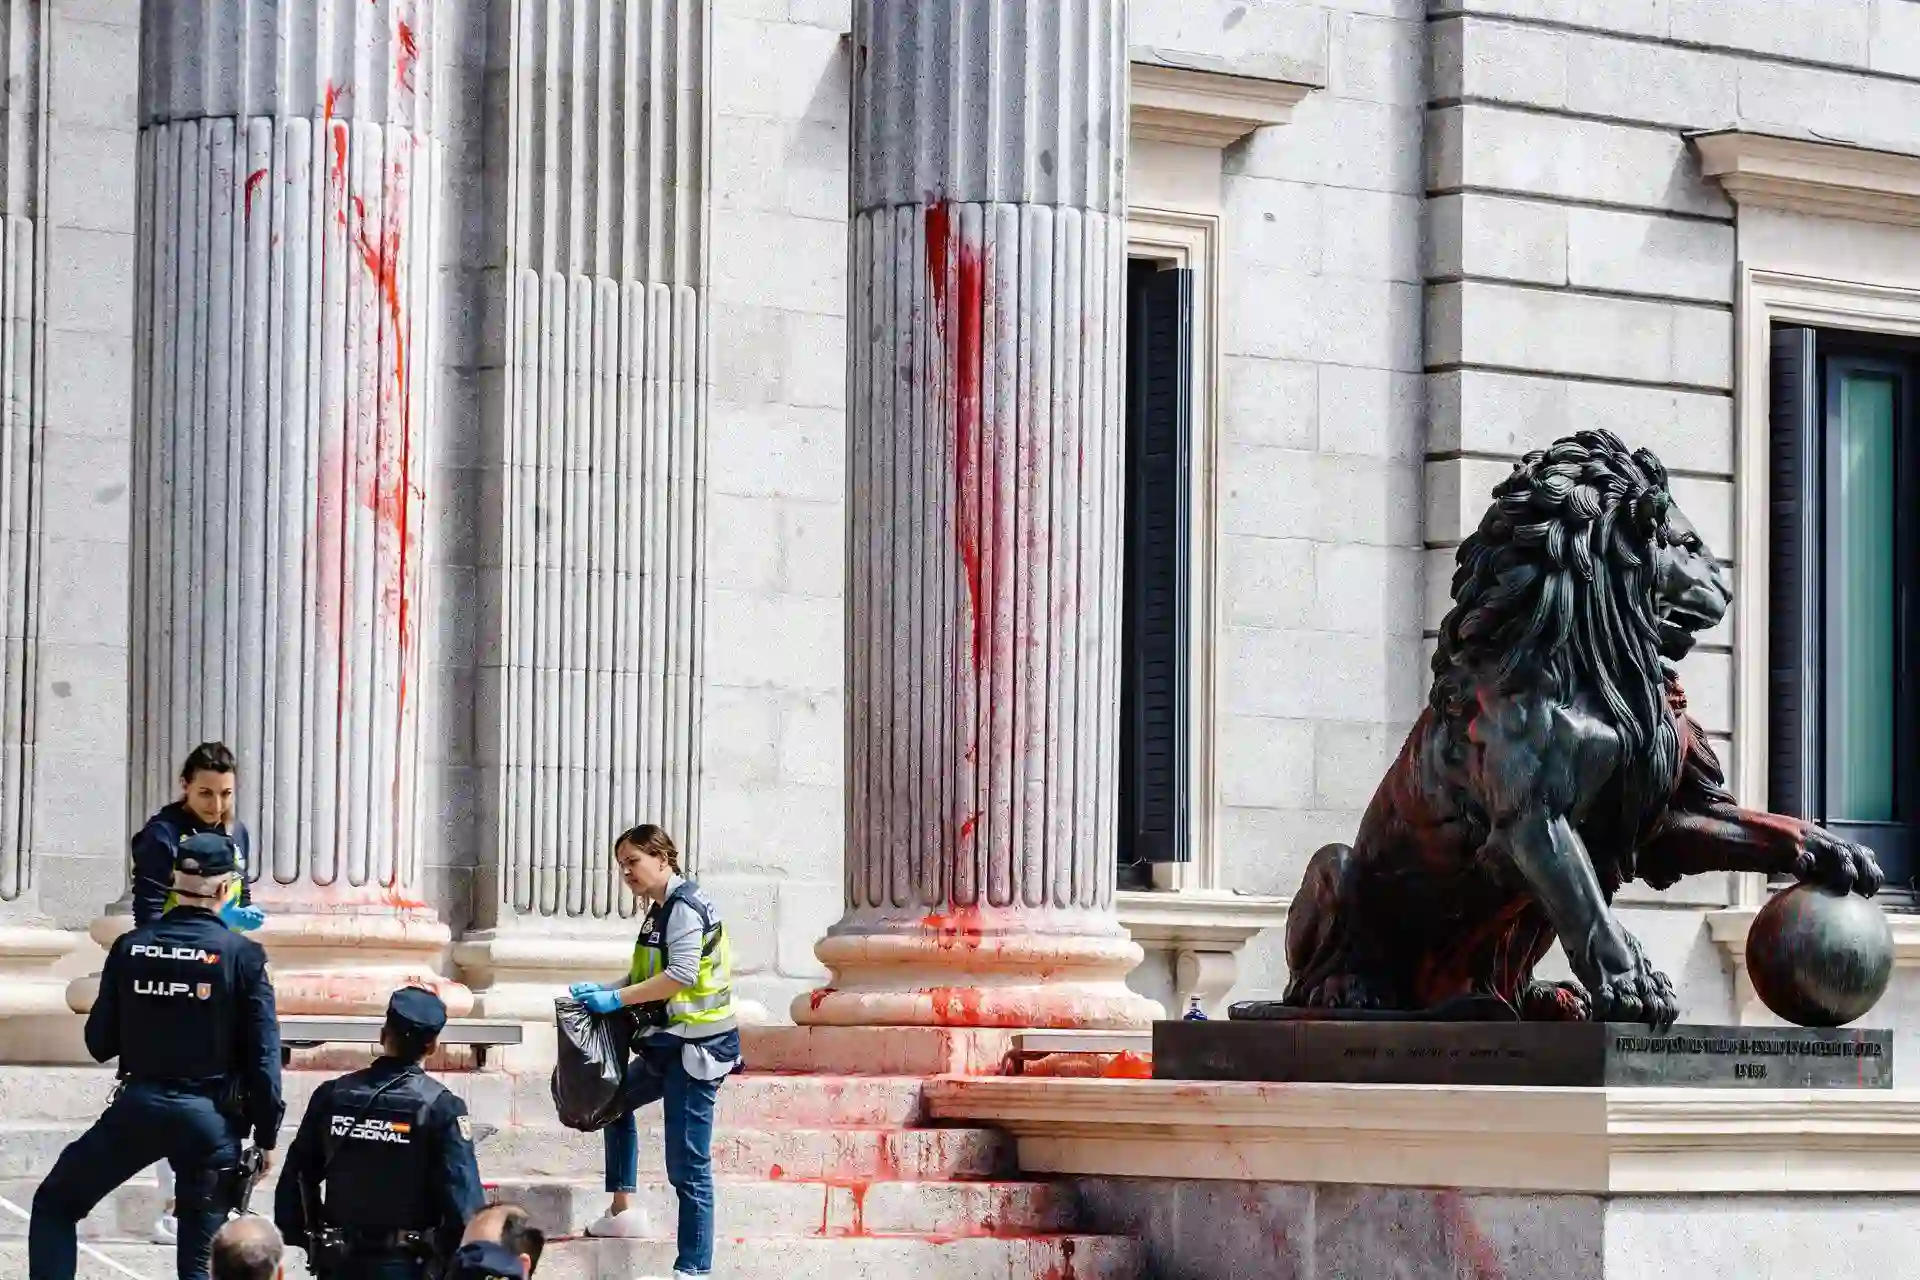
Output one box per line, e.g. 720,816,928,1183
380,985,447,1062
462,1203,544,1276
614,824,681,903
171,832,241,907
210,1215,283,1280
178,741,237,827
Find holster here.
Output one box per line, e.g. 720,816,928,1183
634,1000,669,1029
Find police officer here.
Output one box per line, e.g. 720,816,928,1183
274,987,485,1278
29,832,284,1280
134,742,266,1247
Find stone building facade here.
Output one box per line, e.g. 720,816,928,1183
0,0,1916,1061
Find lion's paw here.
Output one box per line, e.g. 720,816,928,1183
1519,980,1591,1022
1302,974,1383,1011
1588,936,1678,1029
1796,828,1886,898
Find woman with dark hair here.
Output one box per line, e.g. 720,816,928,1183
568,825,741,1280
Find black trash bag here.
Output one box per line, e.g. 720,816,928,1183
550,997,629,1132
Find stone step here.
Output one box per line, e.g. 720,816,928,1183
0,1119,1011,1185
0,1174,1073,1244
0,1233,1143,1280
486,1124,1013,1182
489,1176,1075,1238
0,1066,929,1131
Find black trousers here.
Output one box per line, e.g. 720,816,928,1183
30,1080,242,1280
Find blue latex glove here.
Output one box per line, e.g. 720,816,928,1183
219,902,266,932
568,982,605,1000
581,988,624,1016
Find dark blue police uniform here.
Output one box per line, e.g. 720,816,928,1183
273,987,486,1278
444,1241,526,1280
30,833,283,1280
131,801,254,927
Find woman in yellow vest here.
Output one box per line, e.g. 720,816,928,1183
569,824,740,1280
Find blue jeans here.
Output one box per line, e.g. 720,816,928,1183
603,1031,738,1277
31,1081,243,1280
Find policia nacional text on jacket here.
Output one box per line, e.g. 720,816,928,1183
29,832,284,1280
274,985,486,1277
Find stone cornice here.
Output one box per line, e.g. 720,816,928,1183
1692,129,1920,228
927,1076,1920,1194
1115,889,1288,947
1129,60,1317,148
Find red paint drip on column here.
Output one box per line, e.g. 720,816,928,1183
396,21,420,97
244,168,268,218
925,201,986,673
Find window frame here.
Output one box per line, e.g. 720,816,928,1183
1770,328,1920,891
1123,207,1220,893
1737,268,1920,909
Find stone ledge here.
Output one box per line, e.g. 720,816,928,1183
1129,60,1316,148
925,1077,1920,1194
1707,904,1920,1025
1116,890,1289,1017
1693,129,1920,229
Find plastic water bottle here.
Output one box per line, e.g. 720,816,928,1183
1183,996,1208,1021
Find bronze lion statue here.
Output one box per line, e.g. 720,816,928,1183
1281,429,1882,1028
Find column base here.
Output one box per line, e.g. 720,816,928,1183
0,924,89,1064
66,909,472,1018
456,926,772,1068
794,910,1164,1030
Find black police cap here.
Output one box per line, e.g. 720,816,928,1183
174,832,239,878
444,1241,525,1280
386,985,449,1039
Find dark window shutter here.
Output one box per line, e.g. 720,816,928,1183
1120,265,1193,865
1769,324,1820,820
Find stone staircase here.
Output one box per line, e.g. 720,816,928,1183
0,1064,1142,1279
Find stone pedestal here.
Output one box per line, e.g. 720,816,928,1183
68,0,468,1016
797,0,1158,1031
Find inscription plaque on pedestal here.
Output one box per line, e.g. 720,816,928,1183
1152,1019,1893,1089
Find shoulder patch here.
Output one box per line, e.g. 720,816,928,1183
457,1114,473,1141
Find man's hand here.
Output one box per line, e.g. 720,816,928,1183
568,981,607,1000
256,1148,274,1176
582,987,624,1015
219,902,267,932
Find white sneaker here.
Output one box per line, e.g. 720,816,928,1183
583,1207,651,1238
150,1215,177,1245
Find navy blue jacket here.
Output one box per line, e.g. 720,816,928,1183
87,905,284,1149
131,802,253,927
273,1057,485,1254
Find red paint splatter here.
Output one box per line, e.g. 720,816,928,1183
808,987,835,1011
396,21,419,97
921,905,986,950
244,168,268,218
925,200,986,673
767,1164,785,1180
1101,1050,1153,1079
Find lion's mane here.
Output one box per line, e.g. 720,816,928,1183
1431,429,1680,834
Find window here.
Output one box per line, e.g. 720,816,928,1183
1770,324,1920,891
1118,258,1195,888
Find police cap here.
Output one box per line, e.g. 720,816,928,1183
385,985,448,1040
444,1241,526,1280
174,832,239,877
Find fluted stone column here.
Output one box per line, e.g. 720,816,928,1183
0,0,92,1058
796,0,1160,1030
73,0,469,1017
452,0,715,1061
